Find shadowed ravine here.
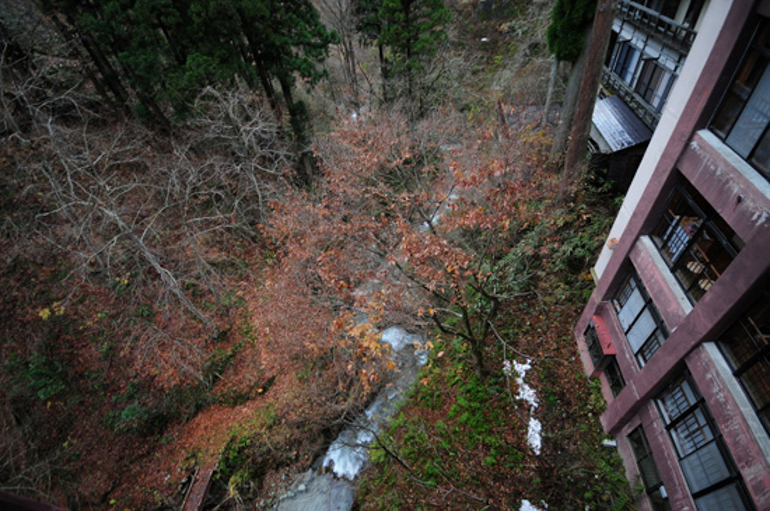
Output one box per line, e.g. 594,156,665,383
275,327,427,510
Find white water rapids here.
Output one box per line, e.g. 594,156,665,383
275,327,426,510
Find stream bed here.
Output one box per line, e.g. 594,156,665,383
274,327,426,510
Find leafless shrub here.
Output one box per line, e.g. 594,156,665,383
5,83,290,383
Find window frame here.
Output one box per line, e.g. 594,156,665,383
709,18,770,181
612,40,641,83
628,426,671,511
656,373,754,510
635,58,671,111
612,272,669,367
716,291,770,435
585,322,605,370
604,357,626,397
650,184,741,304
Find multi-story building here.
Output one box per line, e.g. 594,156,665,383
590,0,708,191
576,0,770,509
603,0,707,131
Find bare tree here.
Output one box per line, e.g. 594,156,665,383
316,0,361,105
7,81,290,382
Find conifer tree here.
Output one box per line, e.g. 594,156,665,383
545,0,598,159
40,0,336,138
356,0,451,111
546,0,597,64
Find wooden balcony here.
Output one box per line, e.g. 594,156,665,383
617,0,697,54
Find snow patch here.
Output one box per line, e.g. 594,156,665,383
510,358,542,455
521,499,544,511
513,359,539,408
527,417,542,456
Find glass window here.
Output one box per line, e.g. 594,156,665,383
613,273,669,367
636,60,671,110
711,19,770,181
585,322,604,369
656,374,753,510
613,41,640,84
585,322,626,397
718,292,770,434
694,484,751,510
628,427,671,511
605,358,626,397
650,182,743,304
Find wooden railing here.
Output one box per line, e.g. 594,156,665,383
617,0,697,52
602,68,662,130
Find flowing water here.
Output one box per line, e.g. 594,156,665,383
274,327,427,511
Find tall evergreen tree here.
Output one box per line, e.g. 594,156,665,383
380,0,450,109
232,0,337,143
353,0,390,100
40,0,336,137
545,0,598,159
546,0,597,64
354,0,450,110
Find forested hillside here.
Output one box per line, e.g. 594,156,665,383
1,0,632,508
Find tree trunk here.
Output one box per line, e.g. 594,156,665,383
0,21,31,134
103,40,171,127
44,16,111,107
277,72,302,139
549,34,589,161
255,61,282,123
241,22,282,122
542,56,558,128
379,42,390,103
53,14,130,108
560,0,616,198
101,208,217,338
343,34,359,104
470,339,485,379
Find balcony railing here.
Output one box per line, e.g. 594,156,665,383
602,68,662,130
617,0,697,53
650,185,741,305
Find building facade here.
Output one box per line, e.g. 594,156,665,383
603,0,707,131
576,1,770,509
590,0,709,191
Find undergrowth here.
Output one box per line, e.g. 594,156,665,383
356,176,632,509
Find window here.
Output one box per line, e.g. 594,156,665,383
636,59,671,111
628,427,671,511
585,322,606,369
643,0,679,19
585,322,626,396
613,272,669,367
612,41,640,83
657,374,753,510
711,19,770,180
650,182,743,303
604,358,626,397
718,292,770,434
